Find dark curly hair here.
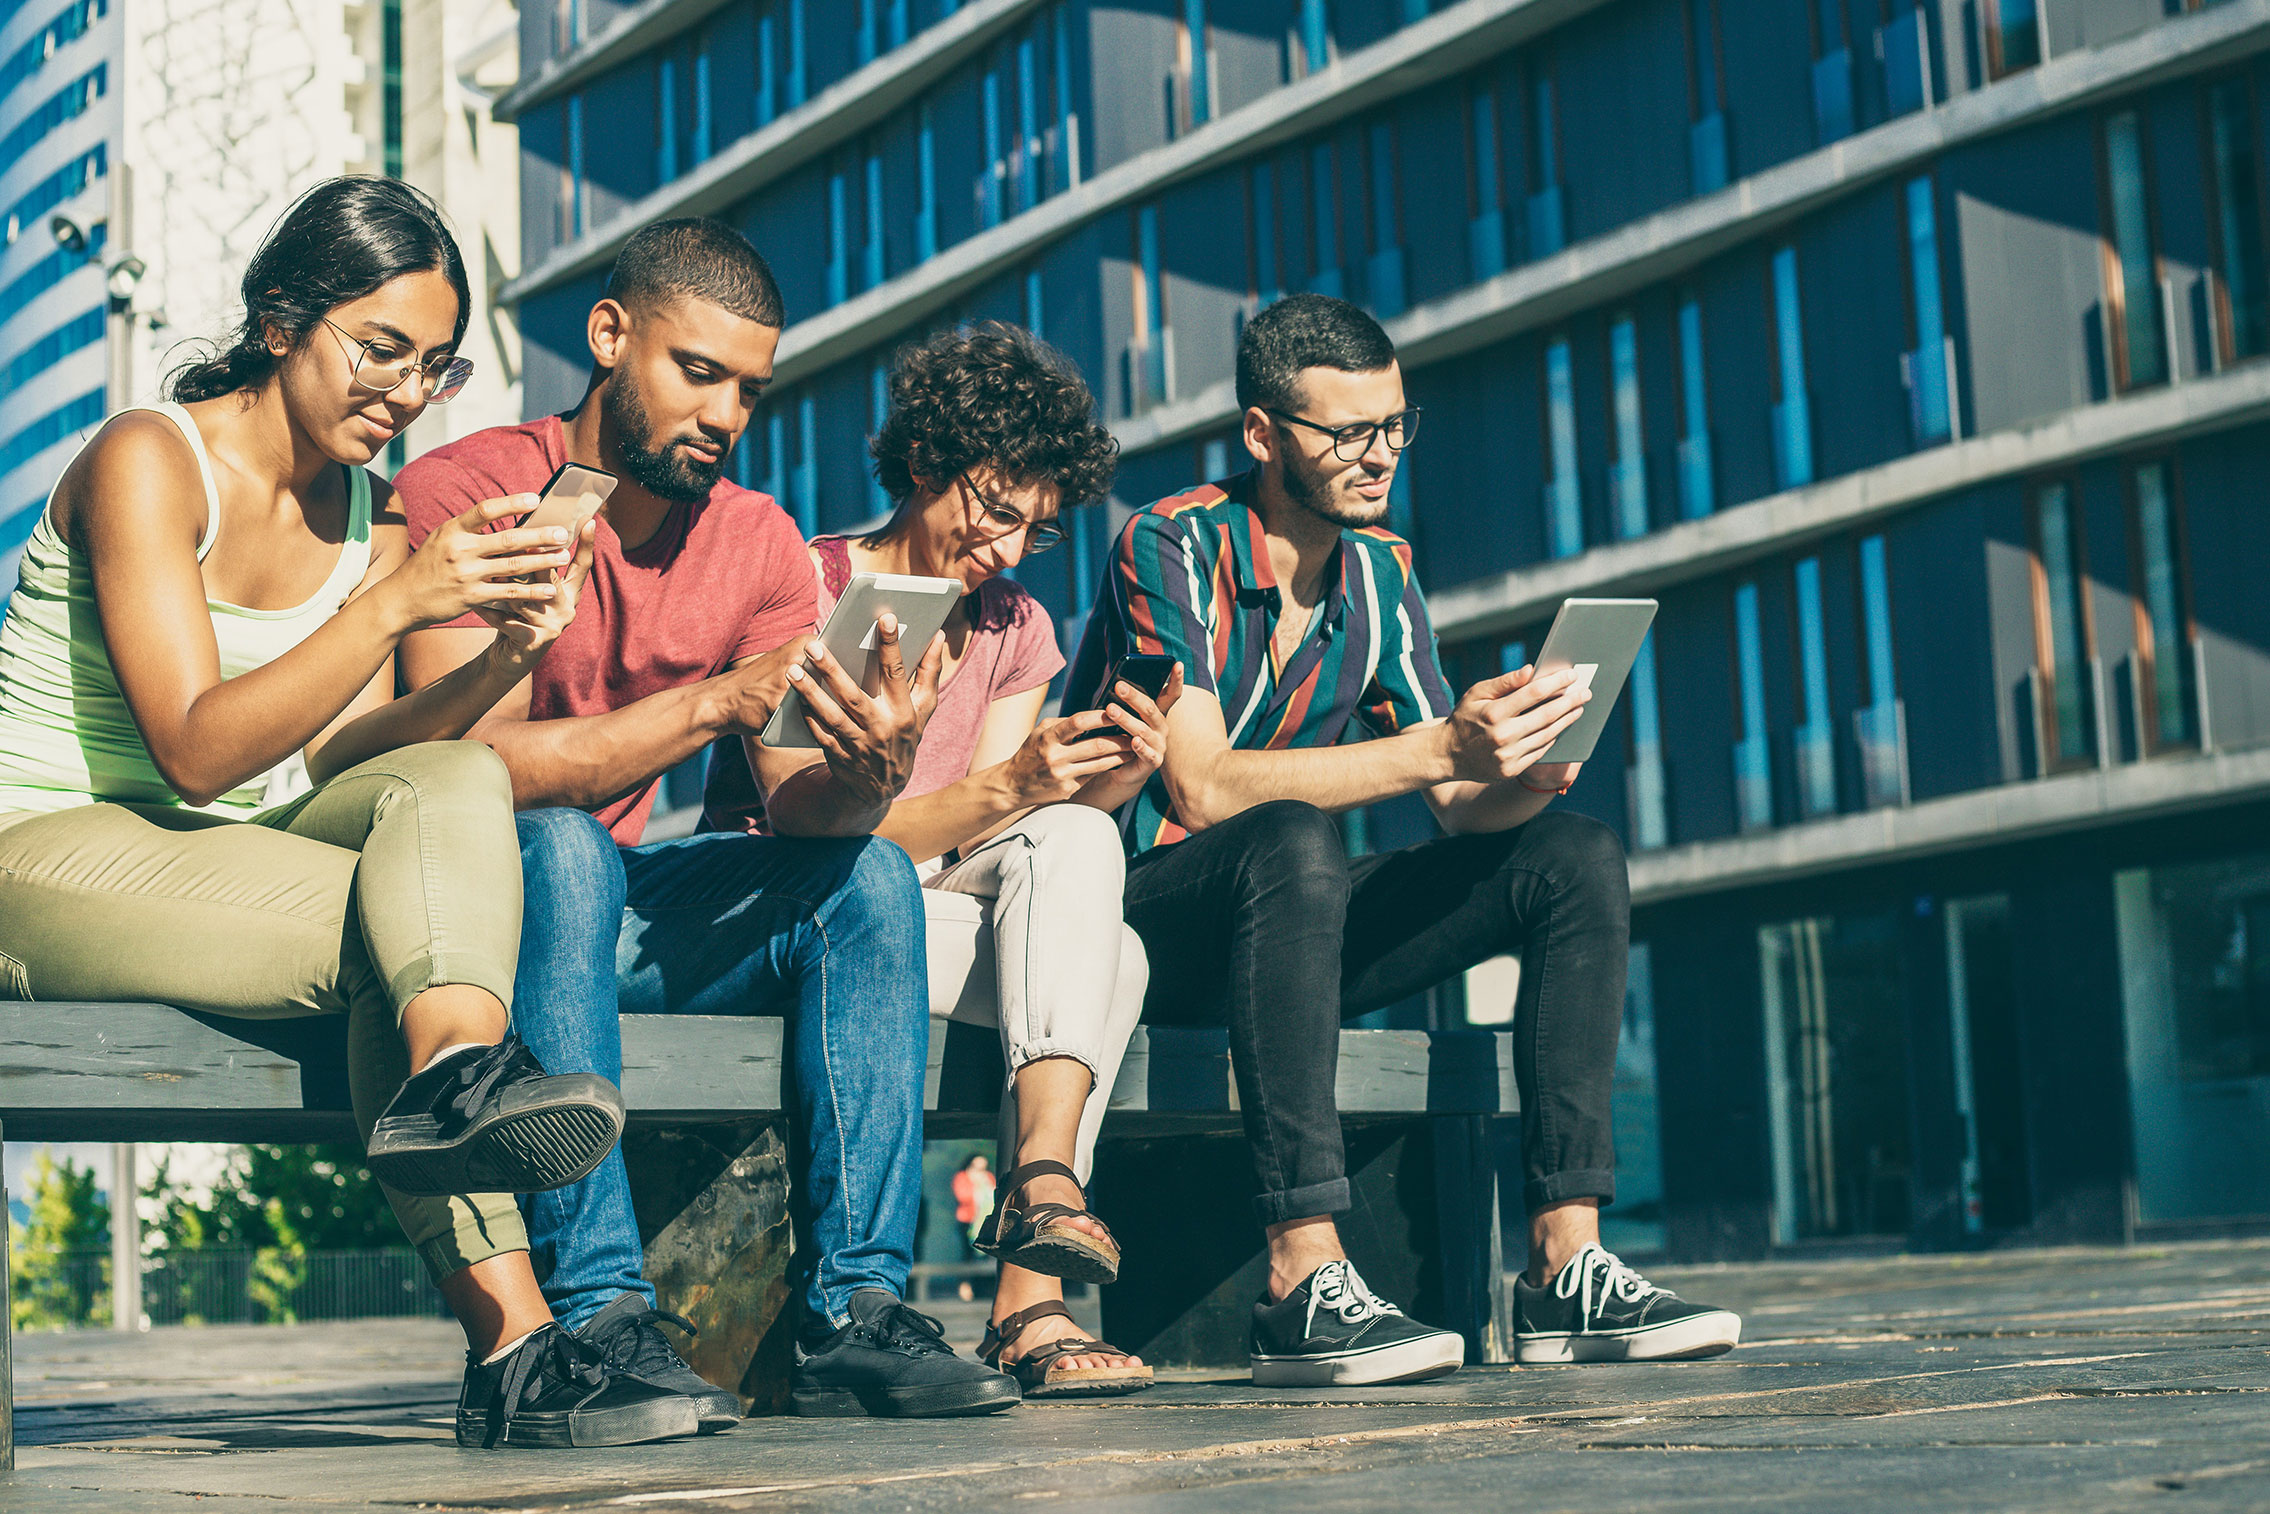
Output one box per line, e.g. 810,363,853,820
866,322,1117,529
166,176,468,404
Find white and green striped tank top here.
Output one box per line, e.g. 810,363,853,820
0,403,374,817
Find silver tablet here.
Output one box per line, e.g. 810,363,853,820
1529,597,1659,765
759,571,964,749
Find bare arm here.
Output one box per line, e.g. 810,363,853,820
77,419,572,807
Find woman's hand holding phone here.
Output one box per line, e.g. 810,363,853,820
1073,660,1184,814
382,494,578,633
477,512,598,663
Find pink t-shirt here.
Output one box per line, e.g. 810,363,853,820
701,536,1064,832
396,415,817,845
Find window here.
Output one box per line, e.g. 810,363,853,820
2100,108,2167,390
1793,556,1835,818
1297,0,1330,78
1364,120,1404,317
1768,247,1812,489
1855,534,1906,807
1131,204,1170,410
382,0,403,178
563,94,586,240
757,8,777,125
786,0,807,109
1524,57,1563,259
1903,175,1952,444
1879,0,1931,118
1608,314,1647,540
2028,479,2098,771
1542,336,1582,559
5,143,106,249
857,0,879,65
556,0,584,52
1984,0,2039,79
764,410,787,510
1248,161,1282,306
1024,266,1044,335
0,230,105,329
1174,0,1210,134
1308,142,1343,297
693,32,713,166
1686,0,1728,194
657,51,679,183
794,394,819,535
826,162,849,306
0,64,106,170
916,103,938,258
1733,580,1771,829
0,307,102,394
2125,460,2197,752
0,3,107,102
863,145,886,290
1052,4,1081,193
0,389,103,477
1467,84,1506,280
1626,632,1668,850
888,0,909,51
870,363,890,514
1675,291,1713,518
1016,30,1041,212
980,64,1005,229
1810,0,1853,144
2204,77,2269,364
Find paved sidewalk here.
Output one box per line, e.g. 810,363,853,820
7,1241,2268,1512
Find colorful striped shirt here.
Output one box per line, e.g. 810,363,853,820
1068,470,1456,855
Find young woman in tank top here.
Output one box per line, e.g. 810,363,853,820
0,178,702,1449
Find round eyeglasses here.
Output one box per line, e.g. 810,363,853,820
1266,405,1422,462
959,473,1067,554
322,317,476,405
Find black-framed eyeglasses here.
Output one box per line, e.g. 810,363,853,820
959,473,1067,554
321,317,475,404
1267,405,1422,462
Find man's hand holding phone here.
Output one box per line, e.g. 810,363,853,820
1441,664,1592,785
1072,655,1184,814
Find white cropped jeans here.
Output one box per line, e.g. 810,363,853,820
921,803,1147,1184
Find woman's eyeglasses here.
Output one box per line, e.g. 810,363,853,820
959,473,1066,554
322,317,475,405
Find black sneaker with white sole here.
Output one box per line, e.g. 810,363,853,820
456,1323,702,1449
574,1292,743,1432
791,1288,1022,1418
1513,1243,1742,1363
367,1036,623,1198
1250,1260,1465,1387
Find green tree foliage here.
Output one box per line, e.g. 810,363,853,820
140,1143,399,1324
8,1151,111,1330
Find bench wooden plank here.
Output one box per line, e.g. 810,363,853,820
0,1005,1518,1140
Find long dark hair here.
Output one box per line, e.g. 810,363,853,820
166,176,470,404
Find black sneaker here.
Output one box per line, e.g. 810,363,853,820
574,1292,743,1432
1249,1259,1465,1386
791,1288,1022,1418
1513,1243,1742,1363
367,1035,624,1198
456,1323,701,1449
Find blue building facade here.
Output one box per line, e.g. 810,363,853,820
505,0,2270,1260
0,0,117,573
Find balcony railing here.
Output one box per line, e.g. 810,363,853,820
1901,336,1956,445
1733,733,1773,831
1812,48,1855,143
1853,699,1910,809
1543,473,1583,560
1609,454,1648,540
1123,328,1177,414
1366,245,1407,318
1677,432,1715,519
1690,112,1728,195
1469,207,1506,282
1794,721,1837,819
1626,748,1668,851
1525,184,1564,260
1878,8,1931,118
1772,395,1814,490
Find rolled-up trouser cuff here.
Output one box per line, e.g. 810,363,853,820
399,1187,531,1283
1253,1176,1351,1226
1525,1168,1616,1212
1003,1039,1100,1083
384,951,518,1022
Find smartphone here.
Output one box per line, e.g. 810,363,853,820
1104,653,1177,708
516,462,617,580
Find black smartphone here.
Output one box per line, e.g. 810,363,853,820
1104,653,1177,707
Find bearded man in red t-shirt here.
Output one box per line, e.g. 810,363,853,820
394,219,1018,1427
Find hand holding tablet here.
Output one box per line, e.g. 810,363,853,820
1441,598,1658,788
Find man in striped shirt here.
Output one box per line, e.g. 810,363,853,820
1071,295,1740,1382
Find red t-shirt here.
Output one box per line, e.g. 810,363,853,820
395,414,816,844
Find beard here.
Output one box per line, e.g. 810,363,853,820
601,368,728,503
1280,449,1393,529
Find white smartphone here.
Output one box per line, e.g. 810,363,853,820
1528,598,1659,765
759,572,964,749
516,461,617,580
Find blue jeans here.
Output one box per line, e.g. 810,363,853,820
510,807,930,1331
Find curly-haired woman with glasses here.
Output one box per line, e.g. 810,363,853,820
705,320,1168,1397
0,176,706,1448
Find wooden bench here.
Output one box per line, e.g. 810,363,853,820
0,1002,1519,1464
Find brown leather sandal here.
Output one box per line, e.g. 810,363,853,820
973,1159,1121,1284
978,1301,1153,1398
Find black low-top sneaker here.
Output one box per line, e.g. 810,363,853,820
1249,1259,1465,1386
574,1292,742,1432
368,1035,624,1198
456,1323,702,1449
791,1288,1022,1418
1513,1243,1742,1363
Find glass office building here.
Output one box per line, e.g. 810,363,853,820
506,0,2270,1257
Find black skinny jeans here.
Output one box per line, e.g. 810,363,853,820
1123,800,1630,1225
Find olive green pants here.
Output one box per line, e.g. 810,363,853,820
0,742,529,1281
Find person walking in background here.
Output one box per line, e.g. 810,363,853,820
954,1155,997,1255
0,176,701,1450
703,321,1164,1399
393,218,1019,1422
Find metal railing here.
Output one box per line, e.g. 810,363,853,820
17,1249,447,1330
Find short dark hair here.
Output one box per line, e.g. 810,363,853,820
167,175,469,404
868,321,1117,514
1234,292,1397,414
605,217,784,327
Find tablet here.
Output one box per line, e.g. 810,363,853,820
1528,598,1659,765
759,571,964,749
